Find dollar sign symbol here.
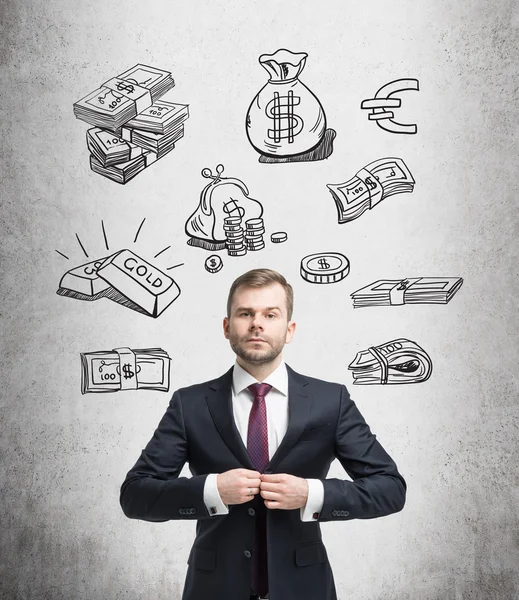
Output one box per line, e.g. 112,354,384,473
365,177,377,190
223,200,245,219
122,363,135,379
115,81,135,94
266,90,303,144
318,258,330,270
210,258,217,268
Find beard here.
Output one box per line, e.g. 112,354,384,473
228,330,285,365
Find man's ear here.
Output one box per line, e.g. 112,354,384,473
285,320,296,344
223,316,230,339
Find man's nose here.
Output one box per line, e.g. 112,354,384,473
249,315,264,329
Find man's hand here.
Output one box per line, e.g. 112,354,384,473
216,468,261,505
259,473,309,510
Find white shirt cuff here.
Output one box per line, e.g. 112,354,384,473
300,479,324,521
204,473,229,516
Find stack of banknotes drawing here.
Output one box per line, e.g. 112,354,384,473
327,157,415,223
81,347,171,393
73,64,189,184
348,338,432,385
351,277,464,308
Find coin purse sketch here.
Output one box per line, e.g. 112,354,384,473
185,165,264,251
246,49,327,158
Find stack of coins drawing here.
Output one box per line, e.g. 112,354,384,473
245,218,266,251
224,217,247,256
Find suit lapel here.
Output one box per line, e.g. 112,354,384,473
205,364,312,472
266,364,311,472
206,367,256,470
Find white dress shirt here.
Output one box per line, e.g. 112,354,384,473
203,360,324,521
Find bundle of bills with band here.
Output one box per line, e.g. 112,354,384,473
327,157,414,223
351,277,464,308
74,65,189,184
348,338,432,385
81,347,171,393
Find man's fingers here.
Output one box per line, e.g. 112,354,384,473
260,489,281,500
245,470,261,477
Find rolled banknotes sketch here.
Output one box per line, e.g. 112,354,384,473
81,347,170,393
327,157,415,224
348,338,432,385
351,277,464,308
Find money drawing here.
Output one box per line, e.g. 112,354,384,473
56,220,183,318
351,277,464,308
81,347,171,394
73,64,190,184
349,338,432,385
360,78,420,135
300,252,350,284
327,157,415,224
186,165,288,272
246,49,335,163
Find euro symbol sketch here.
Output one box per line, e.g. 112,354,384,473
360,78,419,134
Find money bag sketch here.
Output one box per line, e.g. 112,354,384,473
245,49,334,162
185,164,264,252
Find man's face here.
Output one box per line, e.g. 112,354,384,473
223,283,296,365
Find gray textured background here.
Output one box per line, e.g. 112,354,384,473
1,1,518,599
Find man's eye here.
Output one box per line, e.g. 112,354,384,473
267,313,276,318
240,312,250,316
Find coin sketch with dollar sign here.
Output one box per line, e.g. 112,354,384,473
300,252,350,284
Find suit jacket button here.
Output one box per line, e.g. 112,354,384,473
179,509,183,515
248,508,256,516
244,550,251,558
332,510,337,516
344,510,349,516
191,508,196,514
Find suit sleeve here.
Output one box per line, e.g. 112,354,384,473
119,389,213,522
318,385,406,522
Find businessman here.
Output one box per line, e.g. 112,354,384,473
120,268,406,600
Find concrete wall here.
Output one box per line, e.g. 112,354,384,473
1,1,518,598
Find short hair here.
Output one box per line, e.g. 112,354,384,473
227,268,294,320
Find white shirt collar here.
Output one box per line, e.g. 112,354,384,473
232,360,288,397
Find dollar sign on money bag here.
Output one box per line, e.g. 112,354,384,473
122,363,135,379
246,49,327,158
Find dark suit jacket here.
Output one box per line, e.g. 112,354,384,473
120,364,406,600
